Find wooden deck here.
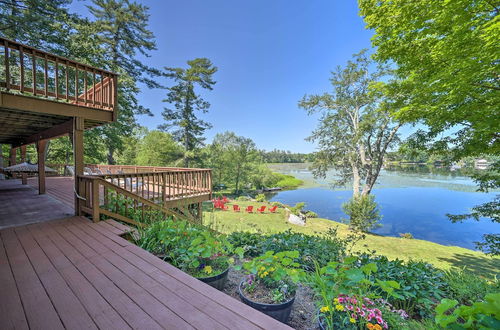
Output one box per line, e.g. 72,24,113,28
0,216,291,329
28,176,75,208
0,179,73,229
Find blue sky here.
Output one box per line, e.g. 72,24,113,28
72,0,380,153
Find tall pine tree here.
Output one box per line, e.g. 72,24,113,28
160,58,217,167
88,0,161,164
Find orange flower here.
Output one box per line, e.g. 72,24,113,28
366,323,374,330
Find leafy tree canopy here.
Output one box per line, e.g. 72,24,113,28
359,0,500,158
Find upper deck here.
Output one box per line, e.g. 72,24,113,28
0,37,118,147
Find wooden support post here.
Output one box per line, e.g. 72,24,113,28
92,179,100,222
197,202,203,223
73,117,84,215
0,144,4,180
20,145,27,185
36,140,47,194
9,147,17,166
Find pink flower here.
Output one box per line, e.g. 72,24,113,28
360,311,366,317
374,308,382,316
356,307,361,313
383,321,388,329
347,305,354,311
376,316,383,324
338,297,345,303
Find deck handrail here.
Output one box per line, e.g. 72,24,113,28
88,164,210,173
0,37,118,111
94,169,212,202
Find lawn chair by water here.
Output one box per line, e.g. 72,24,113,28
269,205,278,213
222,196,229,203
245,206,253,213
233,204,240,212
256,206,266,213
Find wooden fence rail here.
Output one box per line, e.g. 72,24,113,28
76,169,211,226
0,37,117,111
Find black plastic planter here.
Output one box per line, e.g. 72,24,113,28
196,267,229,290
238,280,295,324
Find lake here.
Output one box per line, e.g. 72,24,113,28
267,163,499,250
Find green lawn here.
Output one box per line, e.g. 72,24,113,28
203,201,500,278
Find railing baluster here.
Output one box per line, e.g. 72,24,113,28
84,69,87,105
108,73,112,109
19,45,24,92
55,58,58,98
65,60,69,101
75,63,78,104
3,40,10,90
92,69,96,106
32,50,36,95
44,54,48,97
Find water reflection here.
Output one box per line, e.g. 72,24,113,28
267,163,499,250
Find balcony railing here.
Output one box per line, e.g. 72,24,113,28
0,37,117,111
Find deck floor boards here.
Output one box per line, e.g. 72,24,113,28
0,216,292,329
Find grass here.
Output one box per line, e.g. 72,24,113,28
203,201,500,278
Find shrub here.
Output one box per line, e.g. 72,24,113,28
443,269,500,305
342,194,382,232
290,202,306,216
274,173,303,188
359,254,447,318
435,293,500,329
227,231,262,257
271,201,285,208
135,219,243,277
305,210,318,218
236,195,252,201
399,232,413,239
255,193,266,202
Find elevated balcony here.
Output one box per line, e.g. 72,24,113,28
0,37,118,147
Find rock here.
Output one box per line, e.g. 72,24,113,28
287,211,306,226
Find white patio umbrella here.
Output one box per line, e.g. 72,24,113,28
4,162,57,173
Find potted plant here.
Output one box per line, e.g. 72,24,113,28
308,256,409,330
238,250,305,323
136,219,242,290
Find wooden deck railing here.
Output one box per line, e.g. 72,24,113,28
87,164,201,174
76,169,212,226
0,37,117,111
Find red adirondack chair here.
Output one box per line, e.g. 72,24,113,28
220,204,229,211
269,205,278,213
233,204,240,212
222,196,229,203
245,206,254,213
256,206,266,213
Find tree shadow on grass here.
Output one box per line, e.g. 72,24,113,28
438,253,500,278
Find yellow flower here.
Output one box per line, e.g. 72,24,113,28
203,265,213,274
349,318,356,324
373,325,382,330
333,298,339,304
320,306,330,313
269,267,275,272
260,266,266,271
335,304,344,311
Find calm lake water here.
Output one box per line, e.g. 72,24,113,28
267,163,499,250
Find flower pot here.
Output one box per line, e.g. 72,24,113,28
196,267,229,290
238,280,295,324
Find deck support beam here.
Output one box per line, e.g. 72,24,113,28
9,146,17,166
36,140,47,194
73,117,84,215
20,145,27,184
